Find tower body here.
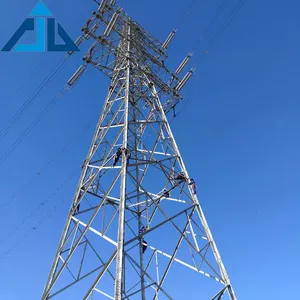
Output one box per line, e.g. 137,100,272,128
42,2,236,299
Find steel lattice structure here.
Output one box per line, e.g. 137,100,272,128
42,1,236,299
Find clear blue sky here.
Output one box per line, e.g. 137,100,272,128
0,0,299,299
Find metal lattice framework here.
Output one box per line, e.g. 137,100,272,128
42,1,236,299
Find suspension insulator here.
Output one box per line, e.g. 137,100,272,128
67,65,87,87
175,69,194,91
175,53,193,75
98,0,109,13
104,11,120,36
162,29,177,50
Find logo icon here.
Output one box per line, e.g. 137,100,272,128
2,1,79,52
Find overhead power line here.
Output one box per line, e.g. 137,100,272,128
171,0,245,121
0,188,74,261
0,171,77,252
192,0,232,52
175,0,200,29
194,0,245,66
0,59,68,143
0,87,67,166
0,2,91,143
3,123,92,210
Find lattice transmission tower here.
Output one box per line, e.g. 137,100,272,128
42,1,236,299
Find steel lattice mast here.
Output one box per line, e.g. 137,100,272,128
42,1,236,299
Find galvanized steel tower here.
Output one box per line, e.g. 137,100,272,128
42,1,236,299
